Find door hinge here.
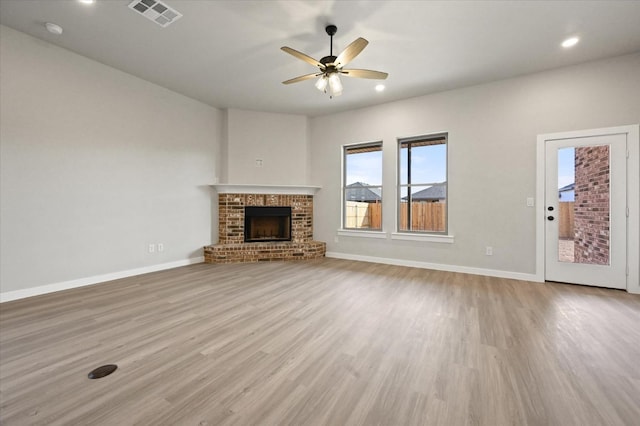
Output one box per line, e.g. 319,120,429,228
627,150,630,159
627,206,630,217
627,265,630,276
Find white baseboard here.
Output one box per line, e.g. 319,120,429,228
325,251,540,283
1,254,541,303
0,257,205,303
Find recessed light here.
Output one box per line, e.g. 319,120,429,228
78,0,95,4
375,84,385,92
45,22,63,35
561,37,579,48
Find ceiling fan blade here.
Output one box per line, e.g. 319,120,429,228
282,73,321,85
335,37,369,67
341,69,389,80
281,47,324,69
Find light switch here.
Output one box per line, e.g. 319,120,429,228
526,197,534,207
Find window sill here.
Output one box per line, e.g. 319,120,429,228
337,229,387,239
390,232,454,244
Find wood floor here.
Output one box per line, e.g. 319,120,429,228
1,258,639,425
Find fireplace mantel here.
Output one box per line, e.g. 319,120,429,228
211,184,321,196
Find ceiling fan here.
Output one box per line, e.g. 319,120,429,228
281,25,388,97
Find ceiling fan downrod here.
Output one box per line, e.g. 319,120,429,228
326,25,337,57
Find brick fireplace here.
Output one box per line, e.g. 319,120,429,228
204,185,326,263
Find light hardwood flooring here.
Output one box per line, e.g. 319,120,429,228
1,258,639,425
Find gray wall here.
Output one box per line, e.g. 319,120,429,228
0,26,223,294
224,108,309,185
310,52,640,275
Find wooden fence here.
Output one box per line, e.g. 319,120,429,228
346,201,574,235
345,201,445,231
345,201,382,229
400,202,446,231
558,202,575,239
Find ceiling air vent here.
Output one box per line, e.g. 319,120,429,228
128,0,182,28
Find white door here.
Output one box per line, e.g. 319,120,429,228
544,133,627,289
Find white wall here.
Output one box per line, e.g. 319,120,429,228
310,53,640,277
225,108,309,185
0,25,223,296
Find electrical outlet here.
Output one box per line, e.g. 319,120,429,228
255,159,263,167
157,243,164,252
485,246,493,256
148,243,155,253
334,236,339,243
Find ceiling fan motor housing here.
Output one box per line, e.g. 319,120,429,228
320,55,338,68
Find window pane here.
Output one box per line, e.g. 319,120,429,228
344,143,382,230
398,135,447,233
399,186,409,231
400,147,408,185
557,145,610,265
346,185,381,202
400,185,447,232
557,147,575,263
399,186,409,199
344,198,382,229
410,143,446,184
345,149,382,186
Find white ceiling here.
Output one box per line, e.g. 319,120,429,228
2,0,640,117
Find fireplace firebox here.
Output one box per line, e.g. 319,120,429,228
244,206,292,242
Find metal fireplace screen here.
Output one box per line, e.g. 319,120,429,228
244,206,292,242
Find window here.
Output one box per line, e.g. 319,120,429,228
343,142,383,230
398,133,447,233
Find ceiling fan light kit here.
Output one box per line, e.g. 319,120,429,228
328,73,343,96
315,76,328,92
281,25,388,98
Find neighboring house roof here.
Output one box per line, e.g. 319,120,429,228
558,182,575,201
559,183,575,192
346,182,381,202
403,183,447,201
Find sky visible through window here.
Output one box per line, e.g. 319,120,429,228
345,144,447,192
345,151,382,185
347,146,575,193
558,147,575,189
400,144,446,185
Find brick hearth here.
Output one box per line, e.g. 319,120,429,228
204,193,326,263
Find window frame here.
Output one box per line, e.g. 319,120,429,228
342,141,384,232
397,133,448,235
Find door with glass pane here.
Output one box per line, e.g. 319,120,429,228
545,134,627,288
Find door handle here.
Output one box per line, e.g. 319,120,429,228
547,216,555,221
547,206,554,211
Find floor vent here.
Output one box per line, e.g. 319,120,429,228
128,0,182,28
88,364,118,379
